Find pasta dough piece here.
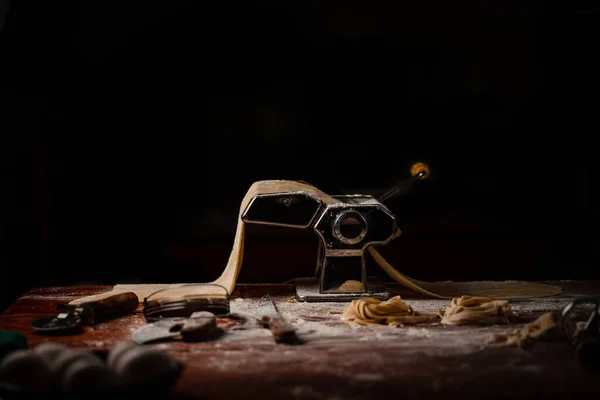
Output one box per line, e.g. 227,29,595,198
440,296,513,326
70,180,341,306
69,180,563,307
369,247,563,299
342,296,440,327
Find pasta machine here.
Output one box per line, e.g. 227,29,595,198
241,163,430,302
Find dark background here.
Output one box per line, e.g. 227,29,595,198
1,0,599,311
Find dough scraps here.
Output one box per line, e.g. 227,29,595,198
485,310,588,348
337,280,365,292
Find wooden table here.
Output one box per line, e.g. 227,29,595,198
2,282,600,399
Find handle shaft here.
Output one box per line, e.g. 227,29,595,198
263,315,301,344
378,162,430,203
75,292,139,323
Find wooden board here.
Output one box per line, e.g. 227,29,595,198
1,282,600,399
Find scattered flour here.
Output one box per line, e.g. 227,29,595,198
402,327,434,338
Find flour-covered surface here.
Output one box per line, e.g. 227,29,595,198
1,282,599,399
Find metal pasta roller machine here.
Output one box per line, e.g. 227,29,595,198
241,162,430,302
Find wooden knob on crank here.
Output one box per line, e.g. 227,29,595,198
410,162,430,180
